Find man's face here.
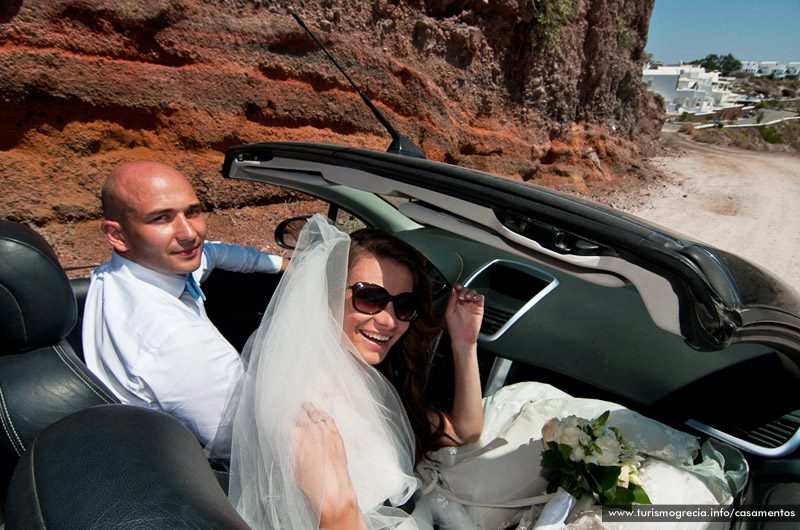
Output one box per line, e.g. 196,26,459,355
104,165,207,275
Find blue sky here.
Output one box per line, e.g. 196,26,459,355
646,0,800,65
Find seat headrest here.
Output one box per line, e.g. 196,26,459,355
0,221,77,353
6,405,250,529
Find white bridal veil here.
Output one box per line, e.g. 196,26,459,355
228,215,422,529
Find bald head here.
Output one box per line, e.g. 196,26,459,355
102,161,193,222
100,161,208,274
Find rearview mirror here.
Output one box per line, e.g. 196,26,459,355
274,216,312,249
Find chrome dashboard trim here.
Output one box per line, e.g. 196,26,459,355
463,259,559,343
685,419,800,458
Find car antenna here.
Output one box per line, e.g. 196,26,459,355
291,11,427,159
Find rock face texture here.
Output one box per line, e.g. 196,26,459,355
1,0,662,231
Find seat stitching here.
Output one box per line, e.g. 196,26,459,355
54,344,117,404
0,387,25,456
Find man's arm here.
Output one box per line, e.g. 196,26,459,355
202,241,284,276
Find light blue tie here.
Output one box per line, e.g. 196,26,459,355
184,274,206,301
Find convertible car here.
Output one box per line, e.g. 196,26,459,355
1,133,800,528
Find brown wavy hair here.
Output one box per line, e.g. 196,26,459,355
348,228,447,463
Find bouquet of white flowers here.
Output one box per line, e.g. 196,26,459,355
540,410,650,510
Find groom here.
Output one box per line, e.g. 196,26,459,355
82,160,286,456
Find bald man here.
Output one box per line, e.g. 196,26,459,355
83,161,285,456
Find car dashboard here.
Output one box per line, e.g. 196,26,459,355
403,226,800,463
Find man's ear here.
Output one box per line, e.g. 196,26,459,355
101,220,129,253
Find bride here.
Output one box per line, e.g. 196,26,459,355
227,215,744,530
227,214,484,529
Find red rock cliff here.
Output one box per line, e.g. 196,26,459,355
0,0,662,234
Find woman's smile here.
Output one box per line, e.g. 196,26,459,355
360,329,392,344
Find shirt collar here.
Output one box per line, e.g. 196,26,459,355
110,251,188,299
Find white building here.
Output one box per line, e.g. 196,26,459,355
758,61,788,79
739,61,759,75
758,61,778,77
642,65,739,115
738,59,800,79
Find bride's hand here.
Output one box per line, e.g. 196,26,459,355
292,402,367,530
445,283,484,351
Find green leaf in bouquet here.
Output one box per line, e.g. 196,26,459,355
600,483,651,511
557,443,573,463
585,463,621,492
630,484,651,505
541,442,567,470
594,410,610,428
605,486,635,510
541,449,561,471
541,442,579,475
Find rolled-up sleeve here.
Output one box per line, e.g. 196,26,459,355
202,241,283,275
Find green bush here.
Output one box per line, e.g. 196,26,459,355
529,0,575,53
617,16,636,50
758,126,784,144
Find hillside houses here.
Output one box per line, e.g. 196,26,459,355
738,60,800,79
642,64,740,116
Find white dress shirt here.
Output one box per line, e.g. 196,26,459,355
82,242,282,451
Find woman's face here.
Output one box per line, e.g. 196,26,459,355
343,253,414,365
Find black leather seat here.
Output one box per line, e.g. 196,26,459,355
5,405,250,529
0,220,118,491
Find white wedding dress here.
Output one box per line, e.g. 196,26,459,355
416,382,748,530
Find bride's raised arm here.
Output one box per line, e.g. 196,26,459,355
431,283,484,446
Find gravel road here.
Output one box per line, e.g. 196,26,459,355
620,131,800,294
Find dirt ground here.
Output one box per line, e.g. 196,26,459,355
619,131,800,294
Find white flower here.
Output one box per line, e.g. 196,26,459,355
629,468,644,486
617,464,631,488
559,424,592,448
542,416,592,448
593,436,621,466
542,418,560,444
568,443,586,462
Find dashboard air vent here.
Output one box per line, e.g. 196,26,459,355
741,411,800,449
686,409,800,457
481,305,515,335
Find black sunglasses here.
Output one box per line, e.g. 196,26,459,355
348,282,420,322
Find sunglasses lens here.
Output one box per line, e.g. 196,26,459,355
353,284,389,314
393,294,419,321
351,283,419,322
